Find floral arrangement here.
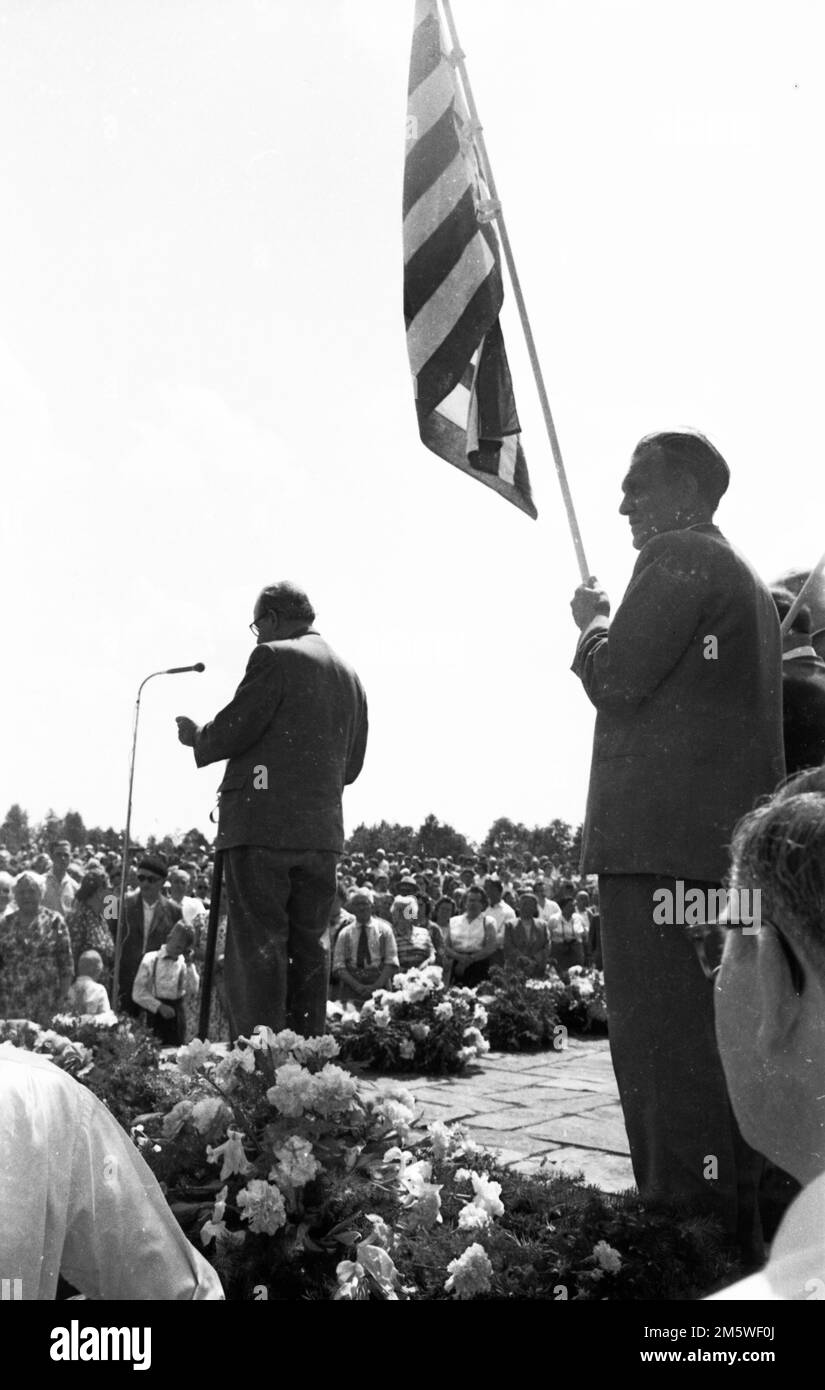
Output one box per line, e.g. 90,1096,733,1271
129,1028,739,1300
0,1011,180,1127
327,964,489,1074
481,964,564,1052
0,1016,95,1075
554,967,609,1035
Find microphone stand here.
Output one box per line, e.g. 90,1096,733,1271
111,665,204,1009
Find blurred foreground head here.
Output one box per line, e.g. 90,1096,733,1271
716,769,825,1186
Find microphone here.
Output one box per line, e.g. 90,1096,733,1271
164,663,206,674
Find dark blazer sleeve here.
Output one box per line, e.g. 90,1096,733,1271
572,533,708,713
193,645,284,768
345,687,368,786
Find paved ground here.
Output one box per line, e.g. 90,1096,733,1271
372,1037,636,1193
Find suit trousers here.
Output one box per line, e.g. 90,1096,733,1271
599,873,764,1260
223,846,337,1039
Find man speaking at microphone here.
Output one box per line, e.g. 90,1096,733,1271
176,581,368,1038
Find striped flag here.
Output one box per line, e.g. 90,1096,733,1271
404,0,536,519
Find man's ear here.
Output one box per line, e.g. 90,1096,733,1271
754,923,804,1052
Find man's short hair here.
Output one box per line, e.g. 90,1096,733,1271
729,769,825,977
258,581,315,625
633,430,730,509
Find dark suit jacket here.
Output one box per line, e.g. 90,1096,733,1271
193,629,368,852
118,891,182,1008
782,651,825,775
572,523,785,880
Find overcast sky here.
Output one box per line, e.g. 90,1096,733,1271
1,0,823,847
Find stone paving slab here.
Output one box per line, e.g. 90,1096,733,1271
539,1146,635,1193
524,1113,631,1156
467,1107,565,1132
480,1088,615,1116
469,1129,562,1158
369,1037,634,1194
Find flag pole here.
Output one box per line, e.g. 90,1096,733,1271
439,0,591,583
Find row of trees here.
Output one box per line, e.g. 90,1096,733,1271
345,813,583,865
0,804,211,860
1,804,582,869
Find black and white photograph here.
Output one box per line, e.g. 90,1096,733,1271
0,0,822,1356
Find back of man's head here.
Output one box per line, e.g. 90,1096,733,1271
257,580,315,626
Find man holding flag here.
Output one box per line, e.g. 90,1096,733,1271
570,430,785,1260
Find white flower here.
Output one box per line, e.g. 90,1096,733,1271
372,1008,391,1029
333,1259,369,1301
206,1128,254,1181
236,1179,287,1235
444,1243,493,1299
266,1061,317,1117
409,1022,430,1042
399,1038,416,1060
308,1063,358,1118
455,1171,504,1230
427,1120,452,1162
359,999,375,1018
175,1038,216,1075
469,1171,504,1218
592,1240,622,1273
457,1202,491,1230
271,1135,321,1189
434,1001,454,1021
200,1185,235,1246
472,1003,489,1028
326,999,345,1020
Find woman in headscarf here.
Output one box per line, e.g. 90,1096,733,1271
390,894,436,972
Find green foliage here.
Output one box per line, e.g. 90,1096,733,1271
0,803,29,852
483,963,562,1051
480,817,583,864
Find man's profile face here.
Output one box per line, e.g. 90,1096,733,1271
714,911,775,1161
619,452,690,550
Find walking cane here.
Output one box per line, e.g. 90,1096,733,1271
198,849,225,1041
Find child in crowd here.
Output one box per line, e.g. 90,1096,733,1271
132,922,198,1046
66,950,111,1015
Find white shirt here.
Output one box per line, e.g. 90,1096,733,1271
485,901,517,947
132,945,199,1013
707,1171,825,1300
66,977,111,1015
550,910,589,944
0,1047,223,1300
537,898,563,930
448,912,495,953
42,872,76,918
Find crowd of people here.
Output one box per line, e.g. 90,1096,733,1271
0,836,600,1039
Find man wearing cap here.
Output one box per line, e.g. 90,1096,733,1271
116,855,182,1013
570,430,785,1260
176,581,368,1039
42,841,77,918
